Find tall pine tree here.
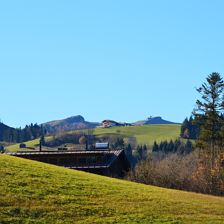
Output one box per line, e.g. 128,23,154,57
193,73,224,150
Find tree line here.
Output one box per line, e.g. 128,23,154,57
152,139,193,156
180,116,200,139
0,123,45,143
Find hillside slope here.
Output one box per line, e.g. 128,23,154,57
94,124,181,146
1,154,224,223
5,136,53,152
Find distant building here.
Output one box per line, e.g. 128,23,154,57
7,149,130,178
95,142,109,150
102,120,121,128
101,120,133,128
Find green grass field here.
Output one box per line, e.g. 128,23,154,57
5,139,40,152
94,124,181,146
6,136,52,152
1,154,224,223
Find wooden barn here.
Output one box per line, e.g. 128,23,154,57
7,150,130,178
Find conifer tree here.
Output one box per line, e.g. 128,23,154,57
152,141,159,152
194,73,224,149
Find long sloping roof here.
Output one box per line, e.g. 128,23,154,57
6,150,122,156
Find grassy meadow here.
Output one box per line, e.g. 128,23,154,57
1,154,224,224
5,136,52,152
5,138,41,152
94,124,181,146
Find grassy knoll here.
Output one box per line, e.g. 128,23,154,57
5,136,52,152
5,138,40,152
1,154,224,223
94,124,181,146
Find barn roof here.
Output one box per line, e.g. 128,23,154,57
6,150,122,157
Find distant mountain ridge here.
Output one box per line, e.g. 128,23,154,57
42,115,100,134
42,115,179,134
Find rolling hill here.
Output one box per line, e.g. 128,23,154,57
1,154,224,223
42,115,179,135
5,137,53,152
94,124,181,146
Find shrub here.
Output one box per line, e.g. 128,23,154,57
79,136,87,145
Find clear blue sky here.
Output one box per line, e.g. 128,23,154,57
1,0,224,127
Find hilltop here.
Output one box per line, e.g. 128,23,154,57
134,116,179,126
42,115,100,134
1,154,224,223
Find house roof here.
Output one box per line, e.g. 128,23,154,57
6,150,122,157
